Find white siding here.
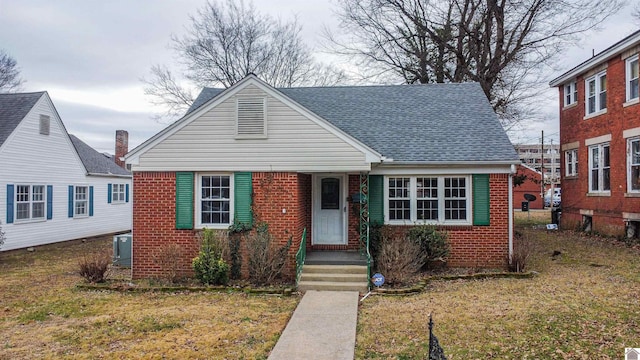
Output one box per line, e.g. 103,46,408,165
0,95,131,251
136,84,370,172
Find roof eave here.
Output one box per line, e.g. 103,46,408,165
86,172,132,178
549,30,640,87
383,160,520,166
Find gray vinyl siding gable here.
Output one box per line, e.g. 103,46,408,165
138,84,369,172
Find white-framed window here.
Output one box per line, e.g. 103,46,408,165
112,183,126,203
565,149,578,177
585,71,607,115
626,55,639,102
15,185,45,221
628,137,640,192
564,81,577,106
385,176,470,224
74,186,88,217
589,143,610,193
197,174,233,227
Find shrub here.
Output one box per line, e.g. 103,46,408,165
508,231,532,272
376,227,426,285
0,220,5,250
152,243,183,283
246,223,291,286
78,253,110,283
192,228,230,285
407,225,450,269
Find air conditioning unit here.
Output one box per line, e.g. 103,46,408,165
113,233,132,267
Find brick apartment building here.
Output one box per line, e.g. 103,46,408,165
549,30,640,237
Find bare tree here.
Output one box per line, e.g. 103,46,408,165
327,0,624,126
144,0,347,119
0,49,24,92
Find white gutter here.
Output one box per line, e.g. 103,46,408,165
508,164,515,262
386,160,521,166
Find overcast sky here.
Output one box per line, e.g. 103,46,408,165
0,1,637,154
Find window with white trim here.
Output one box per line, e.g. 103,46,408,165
198,174,232,226
586,72,606,115
386,176,470,224
564,81,577,106
626,55,639,102
15,185,45,221
112,183,126,203
589,143,610,193
565,149,578,177
629,137,640,192
74,186,88,217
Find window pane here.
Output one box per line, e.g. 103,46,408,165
32,203,45,218
603,145,610,167
632,165,640,191
591,169,599,191
16,203,29,220
632,78,639,99
389,200,410,220
444,177,467,221
591,147,599,169
603,168,610,191
321,178,340,210
417,200,438,220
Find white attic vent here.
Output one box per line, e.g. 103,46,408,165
39,115,50,135
236,97,266,138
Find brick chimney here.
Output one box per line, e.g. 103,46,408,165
115,130,128,169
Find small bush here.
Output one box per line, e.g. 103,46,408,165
0,220,5,250
407,225,449,269
376,227,426,285
246,223,291,286
192,228,230,285
152,243,183,283
508,231,532,272
78,253,110,283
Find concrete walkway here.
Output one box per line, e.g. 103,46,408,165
268,291,359,360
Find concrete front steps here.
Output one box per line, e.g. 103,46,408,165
298,264,369,293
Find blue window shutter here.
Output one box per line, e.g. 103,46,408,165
473,174,490,226
369,175,384,225
68,185,74,218
89,186,94,217
125,184,130,203
234,172,253,226
175,172,194,229
107,184,112,204
47,185,53,220
6,184,14,224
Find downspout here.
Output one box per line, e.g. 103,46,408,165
508,164,516,262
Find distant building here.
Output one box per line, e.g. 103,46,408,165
513,144,560,185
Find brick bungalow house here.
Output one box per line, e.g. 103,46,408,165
549,30,640,237
126,75,520,280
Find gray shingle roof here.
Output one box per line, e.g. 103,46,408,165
186,88,224,115
69,134,131,176
190,83,519,163
0,92,45,147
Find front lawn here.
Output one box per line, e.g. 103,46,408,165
0,237,298,359
356,211,640,359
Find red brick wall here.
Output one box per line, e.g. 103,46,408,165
132,172,199,279
513,165,544,210
558,53,640,236
133,171,511,279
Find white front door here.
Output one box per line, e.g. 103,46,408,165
313,174,346,245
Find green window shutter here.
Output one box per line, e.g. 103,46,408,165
175,172,194,229
234,172,253,226
473,174,490,226
369,175,384,225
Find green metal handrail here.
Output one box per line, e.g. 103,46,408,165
295,227,307,284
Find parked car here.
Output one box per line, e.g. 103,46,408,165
544,188,561,207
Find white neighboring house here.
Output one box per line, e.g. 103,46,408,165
0,92,132,251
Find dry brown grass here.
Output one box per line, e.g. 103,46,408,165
356,214,640,359
0,236,298,359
